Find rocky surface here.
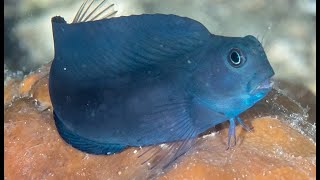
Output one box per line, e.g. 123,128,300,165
4,63,316,179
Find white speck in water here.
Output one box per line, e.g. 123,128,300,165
63,67,67,70
202,132,216,138
187,60,192,64
173,163,178,169
275,146,284,156
83,154,90,160
159,143,168,149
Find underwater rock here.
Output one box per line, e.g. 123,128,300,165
162,117,315,179
4,63,51,108
4,79,21,107
4,63,316,179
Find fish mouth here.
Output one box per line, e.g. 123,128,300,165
249,79,274,94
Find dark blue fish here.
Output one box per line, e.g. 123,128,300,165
49,0,274,170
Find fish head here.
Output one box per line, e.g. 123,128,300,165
190,35,274,117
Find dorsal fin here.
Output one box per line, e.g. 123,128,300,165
51,13,212,81
72,0,117,23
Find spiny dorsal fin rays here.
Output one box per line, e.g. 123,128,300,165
90,3,115,21
78,0,95,22
72,0,88,23
72,0,117,24
83,0,107,21
102,9,118,19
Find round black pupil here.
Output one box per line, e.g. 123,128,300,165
230,51,241,64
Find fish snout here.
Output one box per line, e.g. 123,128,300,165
247,70,274,95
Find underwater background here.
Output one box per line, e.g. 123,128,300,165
4,0,316,96
4,1,316,179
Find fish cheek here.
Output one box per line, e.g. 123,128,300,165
213,65,242,94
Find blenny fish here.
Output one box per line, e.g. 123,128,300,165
49,0,274,170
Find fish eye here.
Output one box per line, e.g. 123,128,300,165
228,48,245,67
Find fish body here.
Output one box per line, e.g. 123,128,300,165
49,1,274,159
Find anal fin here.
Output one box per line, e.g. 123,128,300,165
53,111,126,154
